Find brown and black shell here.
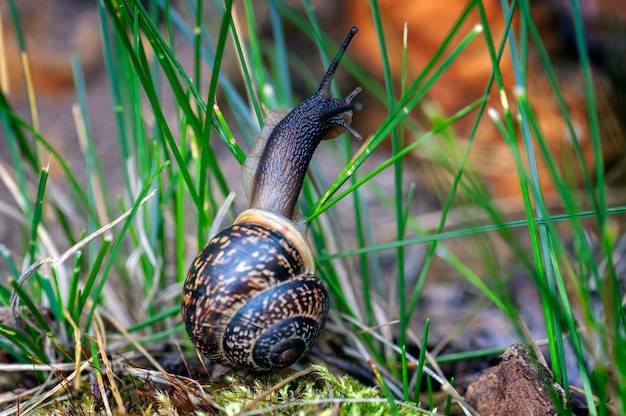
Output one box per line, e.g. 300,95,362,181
181,209,329,371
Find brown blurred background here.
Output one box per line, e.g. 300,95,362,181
3,0,625,201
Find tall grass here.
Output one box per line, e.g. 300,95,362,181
0,0,624,414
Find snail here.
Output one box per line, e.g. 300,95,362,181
182,26,362,371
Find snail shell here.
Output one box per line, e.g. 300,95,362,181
182,210,328,371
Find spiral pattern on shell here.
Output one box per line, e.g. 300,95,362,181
181,209,329,371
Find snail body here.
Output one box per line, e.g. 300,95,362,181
182,27,361,371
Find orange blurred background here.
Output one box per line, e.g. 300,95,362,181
347,0,626,201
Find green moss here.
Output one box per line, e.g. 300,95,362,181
209,364,423,415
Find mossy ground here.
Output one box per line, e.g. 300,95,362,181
21,364,425,415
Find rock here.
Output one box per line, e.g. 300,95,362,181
466,343,566,415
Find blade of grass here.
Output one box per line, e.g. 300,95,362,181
198,0,236,242
369,359,400,416
268,0,292,106
75,236,112,322
5,0,40,138
413,319,429,403
368,0,410,359
0,322,47,363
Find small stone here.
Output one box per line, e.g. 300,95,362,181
466,343,566,416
